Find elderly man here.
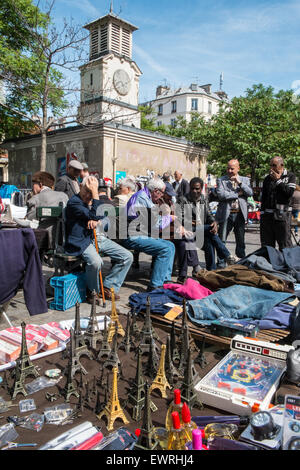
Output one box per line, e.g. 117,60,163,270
215,159,253,264
55,160,84,199
260,156,296,250
172,170,190,200
65,176,133,303
114,176,136,207
121,178,176,291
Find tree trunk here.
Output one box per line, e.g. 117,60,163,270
40,127,47,171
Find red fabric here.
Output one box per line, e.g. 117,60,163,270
0,197,4,214
163,277,214,300
248,211,260,220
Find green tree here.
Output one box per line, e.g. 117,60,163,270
0,0,88,170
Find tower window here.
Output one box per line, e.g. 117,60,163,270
158,104,163,115
208,101,212,114
111,22,120,53
90,29,99,58
90,73,93,86
170,118,176,127
171,101,177,113
100,24,108,53
122,28,131,57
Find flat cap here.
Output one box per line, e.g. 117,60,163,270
68,159,83,170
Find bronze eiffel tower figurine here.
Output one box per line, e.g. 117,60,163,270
134,381,158,450
10,321,39,400
73,302,94,361
107,288,125,343
66,328,89,377
61,348,80,403
138,297,160,354
97,315,111,360
170,321,180,363
119,313,135,354
130,309,140,341
97,366,129,431
165,335,180,387
127,347,157,421
84,291,102,350
144,337,159,380
150,344,171,399
180,348,203,411
103,323,121,370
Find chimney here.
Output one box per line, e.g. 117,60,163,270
156,85,170,97
190,83,198,92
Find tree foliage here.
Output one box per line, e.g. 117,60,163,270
144,84,300,184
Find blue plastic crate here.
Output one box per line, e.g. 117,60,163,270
49,272,86,311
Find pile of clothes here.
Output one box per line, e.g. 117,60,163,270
129,246,300,336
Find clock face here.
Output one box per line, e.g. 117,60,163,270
113,69,131,96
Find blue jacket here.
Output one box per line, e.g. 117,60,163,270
187,284,294,326
64,194,104,256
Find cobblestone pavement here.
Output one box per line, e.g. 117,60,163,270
1,227,262,328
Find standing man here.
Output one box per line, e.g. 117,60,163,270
55,160,83,199
260,156,296,250
172,170,190,200
215,159,253,263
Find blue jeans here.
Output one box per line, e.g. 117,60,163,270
293,209,299,234
203,225,231,270
82,234,133,293
218,212,246,265
121,236,175,288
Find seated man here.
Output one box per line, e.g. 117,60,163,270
55,159,83,199
64,176,133,304
121,178,177,291
177,177,238,281
26,171,69,248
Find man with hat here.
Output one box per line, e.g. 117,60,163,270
55,159,84,199
79,163,89,183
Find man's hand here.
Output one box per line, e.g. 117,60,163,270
210,221,218,234
85,176,99,199
87,220,99,230
270,169,282,181
230,175,241,185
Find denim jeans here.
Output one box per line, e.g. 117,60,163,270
203,225,231,270
121,236,175,288
187,284,294,326
82,234,133,293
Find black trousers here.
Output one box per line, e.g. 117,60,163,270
260,212,292,250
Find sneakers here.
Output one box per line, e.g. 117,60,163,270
226,254,240,265
177,276,187,284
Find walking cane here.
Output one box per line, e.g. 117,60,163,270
93,229,106,308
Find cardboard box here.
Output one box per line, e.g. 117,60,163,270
0,338,21,364
0,329,38,356
41,322,70,343
25,325,59,351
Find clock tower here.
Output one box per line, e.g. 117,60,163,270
78,10,142,128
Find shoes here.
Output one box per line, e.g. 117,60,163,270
192,265,201,277
86,287,120,304
146,285,163,292
177,276,187,284
226,254,240,265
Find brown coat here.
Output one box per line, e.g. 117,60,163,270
195,264,295,293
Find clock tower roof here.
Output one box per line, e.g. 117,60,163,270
84,13,138,33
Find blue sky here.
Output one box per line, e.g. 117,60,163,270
50,0,300,101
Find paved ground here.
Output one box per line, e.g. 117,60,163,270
1,226,262,328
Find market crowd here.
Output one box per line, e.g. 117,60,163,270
3,155,297,304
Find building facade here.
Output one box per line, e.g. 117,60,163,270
143,84,228,128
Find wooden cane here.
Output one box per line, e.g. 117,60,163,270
93,229,106,308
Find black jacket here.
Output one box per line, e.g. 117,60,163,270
261,169,296,211
173,179,190,199
177,193,215,227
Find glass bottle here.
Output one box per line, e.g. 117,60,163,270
203,422,239,441
167,411,189,450
165,389,183,431
181,402,198,441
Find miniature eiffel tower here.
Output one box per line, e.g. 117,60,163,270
84,290,102,350
10,322,40,400
15,322,39,381
170,321,180,363
97,315,111,360
165,335,180,387
138,297,160,355
97,366,129,431
150,344,171,399
130,309,140,341
144,337,159,380
194,337,208,369
103,323,121,370
180,348,203,411
73,302,94,361
66,328,88,377
127,347,157,421
61,351,80,403
134,381,158,451
76,389,84,413
1,370,9,392
119,313,135,354
178,323,192,375
107,288,125,343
